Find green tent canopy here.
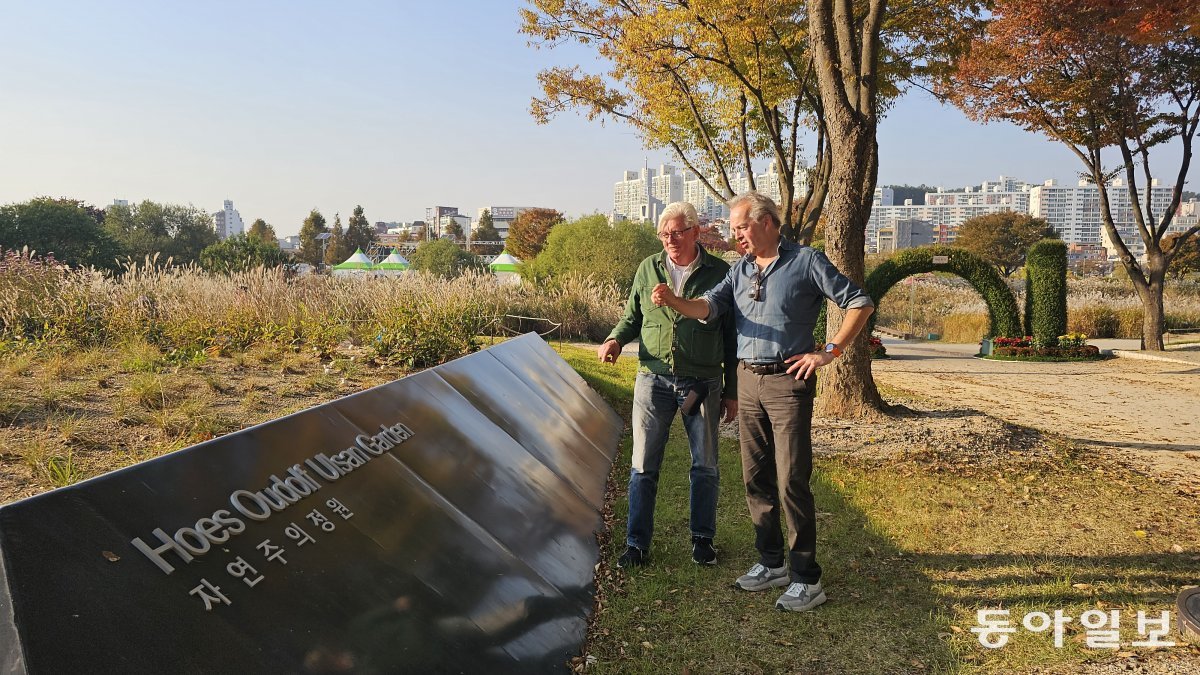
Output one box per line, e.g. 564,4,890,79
489,251,521,273
332,248,373,270
375,248,410,272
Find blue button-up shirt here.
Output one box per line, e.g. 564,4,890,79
703,239,874,363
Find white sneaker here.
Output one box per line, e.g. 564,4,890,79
775,581,827,612
734,563,790,591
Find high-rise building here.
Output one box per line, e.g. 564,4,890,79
613,163,684,224
625,161,810,224
424,206,458,238
866,177,1030,252
213,200,244,240
877,219,936,253
1029,178,1173,251
727,161,809,209
682,174,728,222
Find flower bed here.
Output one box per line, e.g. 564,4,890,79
982,333,1104,361
869,336,888,359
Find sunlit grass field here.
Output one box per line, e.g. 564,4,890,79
555,343,1200,673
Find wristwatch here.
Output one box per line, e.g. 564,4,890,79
824,342,842,358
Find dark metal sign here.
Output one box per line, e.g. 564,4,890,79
0,334,621,674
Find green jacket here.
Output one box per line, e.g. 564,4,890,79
606,246,738,398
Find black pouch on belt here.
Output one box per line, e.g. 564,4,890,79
680,381,710,416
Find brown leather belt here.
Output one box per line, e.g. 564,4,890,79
740,361,788,375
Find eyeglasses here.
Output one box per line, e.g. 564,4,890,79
749,270,763,301
657,226,695,241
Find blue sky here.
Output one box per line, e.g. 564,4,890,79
0,1,1186,236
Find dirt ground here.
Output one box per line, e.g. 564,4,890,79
867,340,1200,491
616,336,1199,492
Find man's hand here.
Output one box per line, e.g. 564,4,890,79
784,351,835,380
597,339,621,364
720,398,738,423
651,282,676,307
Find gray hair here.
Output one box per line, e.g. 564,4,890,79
728,191,781,229
658,201,699,230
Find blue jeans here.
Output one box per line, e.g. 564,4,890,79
626,372,721,550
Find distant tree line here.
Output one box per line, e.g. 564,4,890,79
0,197,224,271
882,185,941,207
296,205,378,268
1,196,338,275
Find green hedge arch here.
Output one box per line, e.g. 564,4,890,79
864,245,1022,338
1024,239,1068,342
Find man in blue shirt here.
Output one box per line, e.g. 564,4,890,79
652,191,874,612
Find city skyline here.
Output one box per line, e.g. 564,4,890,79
0,2,1187,237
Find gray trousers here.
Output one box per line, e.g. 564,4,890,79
737,362,822,584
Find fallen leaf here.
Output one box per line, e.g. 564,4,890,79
641,641,653,650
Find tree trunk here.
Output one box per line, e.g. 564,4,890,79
806,0,888,418
1136,256,1167,350
815,118,886,418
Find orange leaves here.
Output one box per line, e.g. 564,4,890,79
944,0,1195,148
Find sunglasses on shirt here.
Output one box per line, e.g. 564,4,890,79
749,269,764,301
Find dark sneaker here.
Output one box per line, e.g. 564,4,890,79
617,545,649,568
734,563,790,591
691,536,717,565
775,581,827,612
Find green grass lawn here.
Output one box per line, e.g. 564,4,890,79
553,343,1200,674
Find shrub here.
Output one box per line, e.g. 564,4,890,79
991,344,1099,360
408,239,484,279
522,215,660,292
941,313,990,342
1116,309,1144,339
505,274,625,342
0,248,68,343
1069,305,1120,338
1024,239,1068,342
200,235,291,274
865,245,1021,338
868,336,887,358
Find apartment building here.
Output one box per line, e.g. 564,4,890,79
621,161,808,224
877,219,936,253
867,177,1029,252
213,200,245,240
1029,178,1174,255
612,164,683,224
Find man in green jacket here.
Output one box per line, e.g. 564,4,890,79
598,201,738,568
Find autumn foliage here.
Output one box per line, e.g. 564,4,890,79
946,0,1199,349
504,208,564,261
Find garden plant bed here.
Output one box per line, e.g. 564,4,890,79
981,334,1107,362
